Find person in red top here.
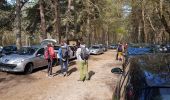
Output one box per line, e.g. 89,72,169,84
44,43,55,77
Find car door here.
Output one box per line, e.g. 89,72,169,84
115,62,131,100
34,48,48,68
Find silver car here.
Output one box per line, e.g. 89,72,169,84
0,46,48,74
89,45,104,55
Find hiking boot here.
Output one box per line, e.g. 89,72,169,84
64,72,67,77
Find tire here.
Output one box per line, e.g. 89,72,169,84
24,63,33,74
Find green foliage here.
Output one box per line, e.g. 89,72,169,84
0,0,131,45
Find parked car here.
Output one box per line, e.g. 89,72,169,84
147,44,170,53
89,45,103,55
109,44,118,49
123,43,154,66
111,53,170,100
0,46,48,74
99,44,107,52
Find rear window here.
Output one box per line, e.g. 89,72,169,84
91,46,100,49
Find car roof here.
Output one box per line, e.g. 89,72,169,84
132,53,170,87
31,45,43,49
3,45,17,47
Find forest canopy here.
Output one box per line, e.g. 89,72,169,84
0,0,170,48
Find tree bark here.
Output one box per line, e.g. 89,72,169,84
158,0,170,39
86,0,91,47
51,0,61,43
65,0,72,41
142,0,147,43
39,0,46,42
15,0,22,49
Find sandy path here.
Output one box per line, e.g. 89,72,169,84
0,50,121,100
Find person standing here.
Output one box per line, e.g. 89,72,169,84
44,43,55,77
76,41,90,81
58,41,69,76
117,43,124,61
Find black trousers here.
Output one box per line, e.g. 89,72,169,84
47,59,53,76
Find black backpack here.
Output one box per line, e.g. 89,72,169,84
80,47,89,60
61,47,69,61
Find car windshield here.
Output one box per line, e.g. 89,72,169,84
145,88,170,100
91,46,100,49
17,47,37,55
2,46,16,51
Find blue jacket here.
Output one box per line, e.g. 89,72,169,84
58,47,62,59
58,45,69,59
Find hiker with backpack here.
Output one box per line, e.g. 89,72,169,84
76,41,90,81
58,41,69,76
44,43,56,77
116,43,124,61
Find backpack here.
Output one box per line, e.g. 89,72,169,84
80,47,89,60
61,47,69,61
118,45,123,52
44,48,50,60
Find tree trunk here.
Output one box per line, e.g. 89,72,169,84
15,0,22,49
131,0,139,43
142,0,147,43
87,16,91,47
39,0,46,42
86,0,91,47
51,0,60,43
65,0,72,41
158,0,170,39
138,24,141,43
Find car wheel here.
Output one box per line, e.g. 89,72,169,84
24,63,33,74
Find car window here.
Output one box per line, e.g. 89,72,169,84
3,46,17,51
17,47,37,55
37,48,44,55
91,46,100,49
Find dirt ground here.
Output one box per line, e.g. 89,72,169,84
0,50,122,100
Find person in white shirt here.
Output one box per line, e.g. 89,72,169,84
76,41,89,81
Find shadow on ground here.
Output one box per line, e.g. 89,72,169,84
53,67,77,77
88,71,95,80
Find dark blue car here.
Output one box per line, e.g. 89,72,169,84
123,44,153,66
112,53,170,100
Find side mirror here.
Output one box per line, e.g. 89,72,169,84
111,67,123,74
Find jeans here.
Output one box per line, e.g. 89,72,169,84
47,59,53,76
59,59,68,74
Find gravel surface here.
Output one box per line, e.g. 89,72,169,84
0,50,122,100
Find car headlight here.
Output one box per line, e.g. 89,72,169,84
14,59,25,63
